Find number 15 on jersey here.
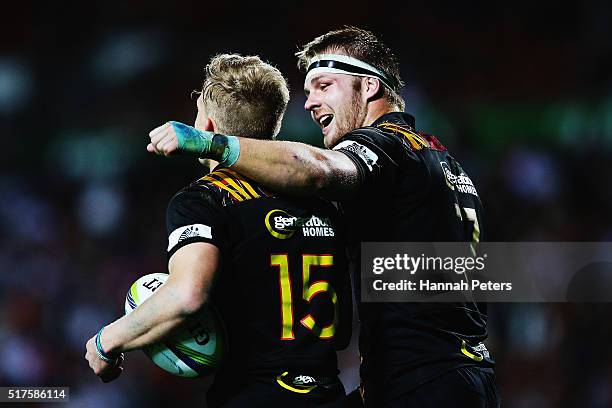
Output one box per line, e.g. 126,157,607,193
270,254,338,341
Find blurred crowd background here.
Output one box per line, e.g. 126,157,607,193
1,1,611,407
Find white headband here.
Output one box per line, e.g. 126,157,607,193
304,53,396,90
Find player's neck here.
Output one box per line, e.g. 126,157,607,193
363,101,397,127
208,159,219,172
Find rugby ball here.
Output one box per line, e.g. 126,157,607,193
125,272,225,377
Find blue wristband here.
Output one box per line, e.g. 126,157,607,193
171,121,213,156
170,121,240,167
215,135,240,168
95,327,118,364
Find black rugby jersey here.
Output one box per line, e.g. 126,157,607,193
165,169,351,398
333,112,493,399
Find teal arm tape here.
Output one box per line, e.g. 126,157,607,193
219,135,240,168
170,121,240,165
170,121,213,156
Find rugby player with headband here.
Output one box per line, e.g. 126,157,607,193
148,27,500,407
305,53,399,92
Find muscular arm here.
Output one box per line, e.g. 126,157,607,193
233,138,359,200
100,243,219,354
148,123,361,200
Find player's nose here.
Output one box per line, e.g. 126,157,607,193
304,93,320,111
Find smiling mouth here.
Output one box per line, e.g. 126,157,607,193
319,114,333,130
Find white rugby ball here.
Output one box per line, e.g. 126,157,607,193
125,272,225,377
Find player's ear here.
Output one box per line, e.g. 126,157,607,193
205,117,217,133
364,77,383,102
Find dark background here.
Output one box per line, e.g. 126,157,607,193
1,1,611,407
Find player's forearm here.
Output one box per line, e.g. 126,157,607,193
100,280,204,354
233,137,359,200
232,138,320,195
149,122,360,199
104,314,186,353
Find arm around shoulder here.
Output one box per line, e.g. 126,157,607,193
233,137,361,200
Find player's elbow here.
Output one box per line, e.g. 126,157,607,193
304,162,329,194
304,152,335,194
167,244,219,316
306,152,358,200
177,286,209,316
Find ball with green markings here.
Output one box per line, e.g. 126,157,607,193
125,272,226,377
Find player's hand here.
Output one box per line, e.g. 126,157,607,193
147,121,213,157
147,122,179,156
85,336,124,383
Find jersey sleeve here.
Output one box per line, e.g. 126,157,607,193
333,128,418,188
166,186,230,259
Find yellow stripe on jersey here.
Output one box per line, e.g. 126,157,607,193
378,122,429,150
201,174,245,202
208,171,252,200
200,170,267,202
215,169,260,199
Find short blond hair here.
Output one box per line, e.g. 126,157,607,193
201,54,289,139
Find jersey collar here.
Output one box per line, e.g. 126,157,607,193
371,112,416,130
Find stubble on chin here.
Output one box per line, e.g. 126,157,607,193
338,90,366,139
325,81,366,148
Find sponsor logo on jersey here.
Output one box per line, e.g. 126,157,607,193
472,342,491,359
276,371,318,393
440,162,479,196
265,209,298,239
265,209,335,239
294,375,316,385
167,224,212,251
334,140,378,171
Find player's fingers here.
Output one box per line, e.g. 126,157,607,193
85,350,95,365
151,135,172,155
155,137,177,157
152,138,168,155
155,131,178,152
162,138,178,156
149,124,174,146
149,129,170,149
149,122,171,138
146,143,157,153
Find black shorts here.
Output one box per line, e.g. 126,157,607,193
207,371,347,408
365,366,500,408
